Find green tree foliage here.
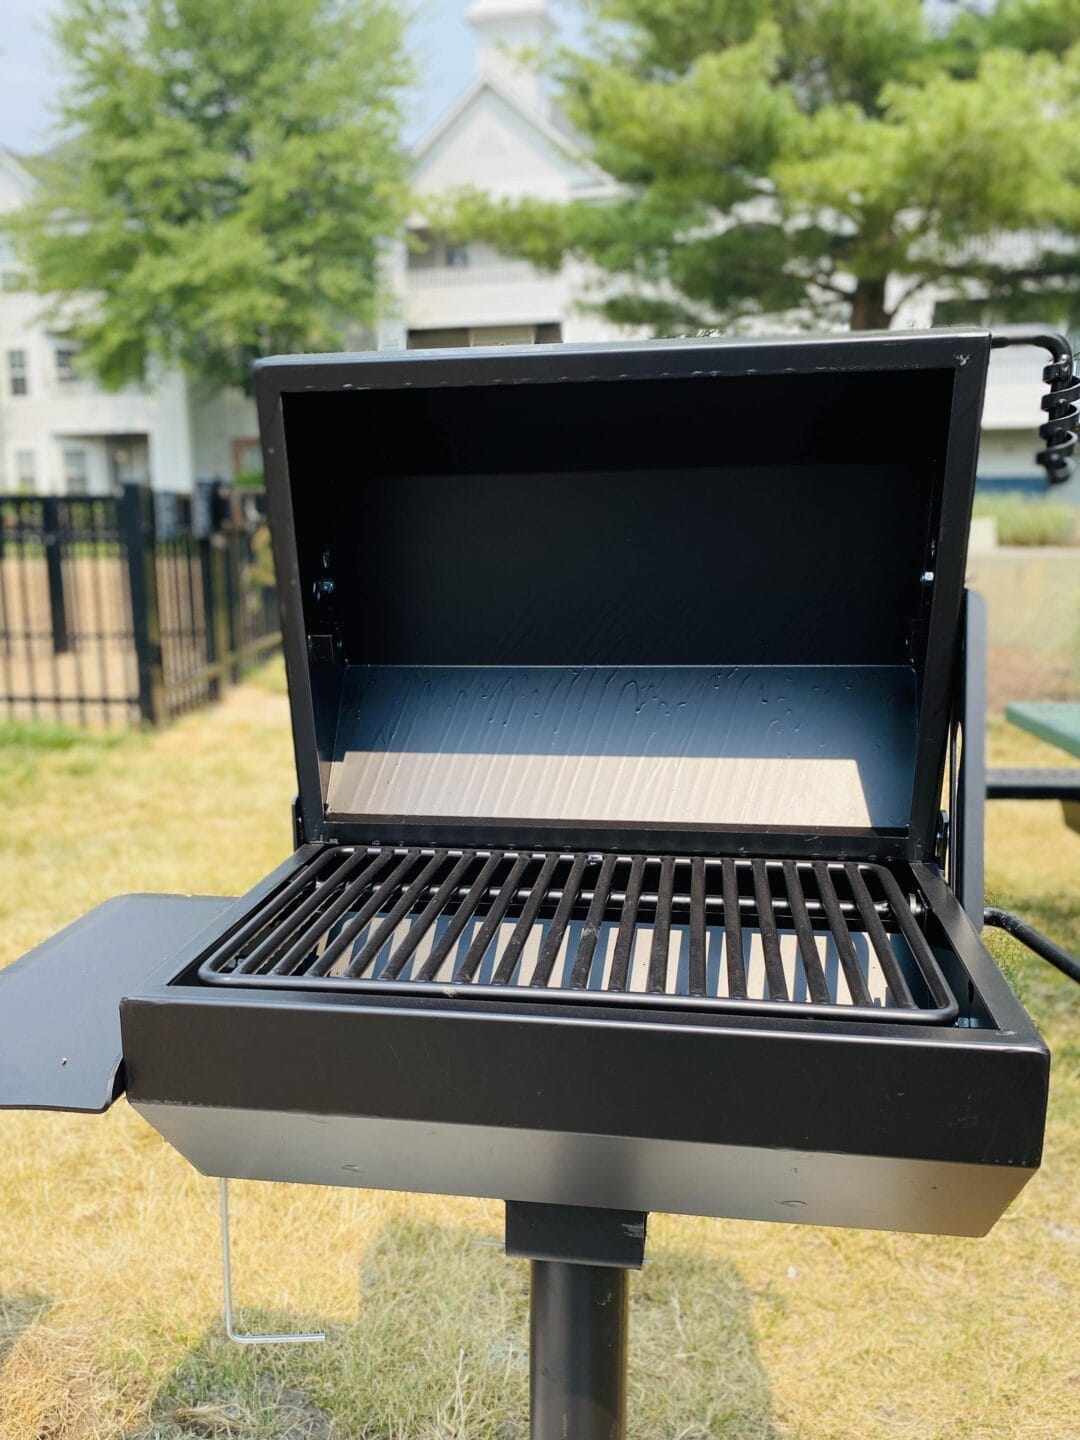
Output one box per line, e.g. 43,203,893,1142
3,0,413,390
442,1,1080,332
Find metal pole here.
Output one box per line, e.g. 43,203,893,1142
529,1259,628,1440
120,482,165,725
41,496,70,654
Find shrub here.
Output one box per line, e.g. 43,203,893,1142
972,495,1077,546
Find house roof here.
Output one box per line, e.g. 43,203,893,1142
0,146,39,197
411,71,612,193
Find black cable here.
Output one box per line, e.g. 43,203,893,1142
983,907,1080,985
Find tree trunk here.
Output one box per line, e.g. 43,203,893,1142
850,276,889,330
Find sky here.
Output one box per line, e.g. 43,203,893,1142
0,0,574,156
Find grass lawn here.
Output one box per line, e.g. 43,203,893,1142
1,667,1077,1439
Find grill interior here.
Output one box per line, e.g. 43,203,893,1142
197,847,958,1023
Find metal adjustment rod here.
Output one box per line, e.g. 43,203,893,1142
219,1179,326,1345
983,909,1080,986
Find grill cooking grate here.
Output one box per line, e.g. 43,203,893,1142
197,847,958,1023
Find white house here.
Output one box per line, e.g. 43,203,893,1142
0,0,1070,497
383,0,1074,500
378,0,623,353
0,148,260,495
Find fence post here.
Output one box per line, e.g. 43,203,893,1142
223,522,243,685
121,481,165,725
41,496,71,655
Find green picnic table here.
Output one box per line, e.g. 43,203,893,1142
1004,702,1080,833
1006,702,1080,761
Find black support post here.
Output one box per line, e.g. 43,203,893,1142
121,482,165,726
41,496,70,655
506,1202,646,1440
956,589,987,925
530,1260,629,1440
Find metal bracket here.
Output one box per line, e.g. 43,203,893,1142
219,1179,326,1346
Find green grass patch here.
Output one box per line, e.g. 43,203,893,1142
973,494,1077,546
0,720,129,752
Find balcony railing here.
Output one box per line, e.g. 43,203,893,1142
407,260,542,289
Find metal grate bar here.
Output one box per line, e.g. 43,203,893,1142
312,849,421,978
530,853,588,988
783,860,831,1004
570,853,616,990
382,851,477,980
811,861,873,1007
492,854,560,984
874,865,955,1011
844,862,916,1008
647,856,676,993
290,850,396,978
206,847,347,977
417,852,502,982
722,858,747,999
608,855,645,992
752,859,788,1002
344,850,448,978
455,852,531,982
197,846,959,1024
259,847,376,976
688,858,707,997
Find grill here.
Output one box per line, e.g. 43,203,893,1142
3,328,1071,1440
198,845,957,1022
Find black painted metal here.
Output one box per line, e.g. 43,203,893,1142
956,591,987,925
530,1262,629,1440
983,907,1080,985
121,481,165,725
255,330,990,861
986,770,1080,801
990,329,1079,484
195,844,959,1024
510,1206,642,1440
506,1203,646,1270
41,496,71,655
0,894,234,1112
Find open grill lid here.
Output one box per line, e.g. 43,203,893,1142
255,330,990,862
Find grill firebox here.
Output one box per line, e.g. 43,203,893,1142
198,845,957,1023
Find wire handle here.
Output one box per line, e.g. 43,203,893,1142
219,1178,326,1345
990,329,1079,485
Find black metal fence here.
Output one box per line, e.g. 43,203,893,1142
0,482,280,728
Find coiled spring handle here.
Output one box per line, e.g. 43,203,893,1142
991,329,1079,485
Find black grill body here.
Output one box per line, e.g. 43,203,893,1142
1,332,1050,1239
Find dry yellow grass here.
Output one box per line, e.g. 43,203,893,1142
0,680,1077,1438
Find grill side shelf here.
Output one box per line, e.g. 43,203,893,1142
0,894,236,1113
195,846,959,1026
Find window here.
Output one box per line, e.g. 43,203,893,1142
445,243,470,268
55,345,79,382
406,327,470,348
62,447,89,495
8,349,28,396
14,449,36,492
231,437,262,480
468,325,536,346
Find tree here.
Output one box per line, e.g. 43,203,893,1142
3,0,413,391
441,1,1080,333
